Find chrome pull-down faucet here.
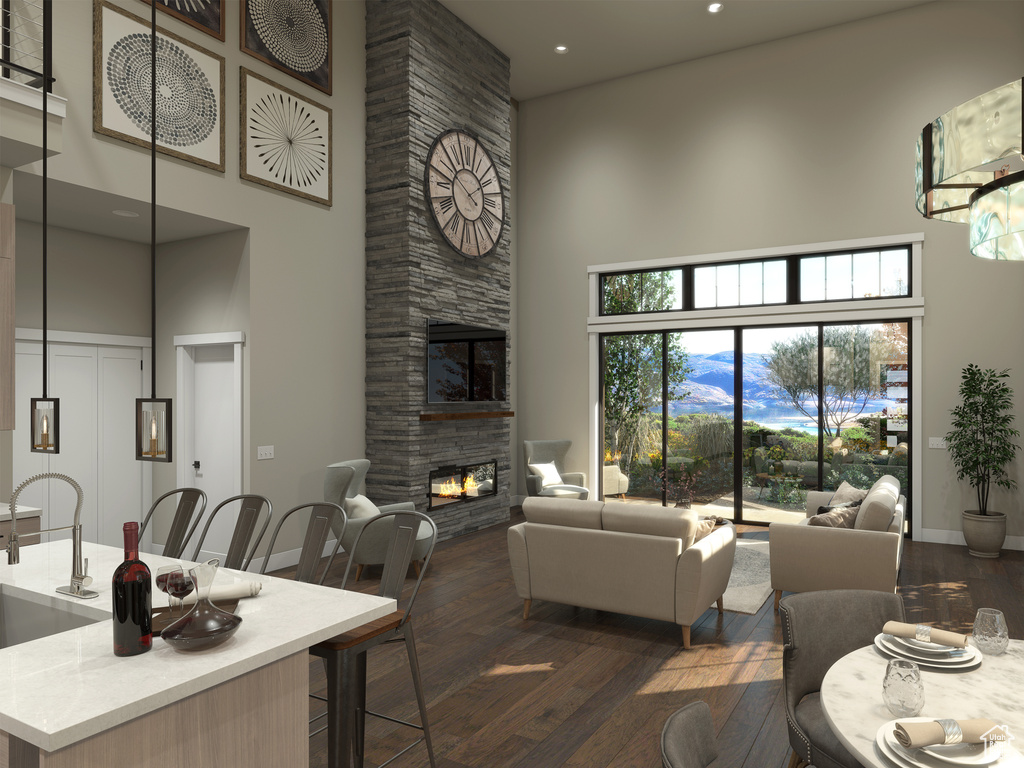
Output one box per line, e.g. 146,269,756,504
7,472,99,600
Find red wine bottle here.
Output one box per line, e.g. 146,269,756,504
112,521,152,656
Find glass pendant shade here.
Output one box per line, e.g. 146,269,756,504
136,398,172,462
916,78,1022,223
970,172,1024,261
30,398,59,454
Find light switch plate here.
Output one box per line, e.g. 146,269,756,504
257,445,274,460
928,437,946,450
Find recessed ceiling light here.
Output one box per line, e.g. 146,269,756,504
554,45,568,54
708,3,724,13
112,210,140,218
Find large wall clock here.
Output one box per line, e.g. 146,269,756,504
425,129,505,258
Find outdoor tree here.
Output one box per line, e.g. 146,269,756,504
763,325,897,438
602,272,692,468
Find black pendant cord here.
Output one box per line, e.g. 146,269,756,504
149,0,157,401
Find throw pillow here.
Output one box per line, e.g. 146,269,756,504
694,517,718,541
808,507,859,528
830,480,868,506
816,500,862,516
345,494,380,520
528,462,563,488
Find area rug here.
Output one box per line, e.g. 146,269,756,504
721,539,771,615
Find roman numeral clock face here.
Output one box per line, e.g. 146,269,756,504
425,129,505,258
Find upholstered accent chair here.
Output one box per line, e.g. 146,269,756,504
523,439,589,499
661,701,719,768
324,460,433,580
780,589,906,768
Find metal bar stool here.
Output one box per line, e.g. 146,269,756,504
139,487,207,558
190,493,272,571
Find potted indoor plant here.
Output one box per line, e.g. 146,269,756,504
944,364,1020,558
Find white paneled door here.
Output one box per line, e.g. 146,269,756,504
13,338,145,548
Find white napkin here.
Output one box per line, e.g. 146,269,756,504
894,718,998,749
170,580,262,606
882,621,969,648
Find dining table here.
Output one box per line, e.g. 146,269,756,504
820,637,1024,768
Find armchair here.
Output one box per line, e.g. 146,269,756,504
523,439,589,499
324,460,433,580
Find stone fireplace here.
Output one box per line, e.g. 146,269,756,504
429,460,498,510
363,0,512,541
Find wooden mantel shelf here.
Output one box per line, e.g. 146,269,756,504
419,411,514,421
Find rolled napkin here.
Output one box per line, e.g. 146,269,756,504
894,718,999,749
882,621,969,648
170,580,262,606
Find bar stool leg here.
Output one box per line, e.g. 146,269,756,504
403,622,437,768
326,647,368,768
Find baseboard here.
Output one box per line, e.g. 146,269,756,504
511,494,526,507
917,528,1024,552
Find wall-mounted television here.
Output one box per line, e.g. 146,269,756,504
427,319,506,403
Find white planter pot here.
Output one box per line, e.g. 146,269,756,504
961,510,1007,558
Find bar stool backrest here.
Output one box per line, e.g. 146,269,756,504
260,501,347,584
140,487,207,559
191,494,272,571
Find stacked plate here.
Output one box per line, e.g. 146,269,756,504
874,633,982,670
876,719,1024,767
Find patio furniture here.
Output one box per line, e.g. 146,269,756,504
602,463,630,497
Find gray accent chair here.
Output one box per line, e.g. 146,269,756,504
661,701,718,768
523,439,589,499
324,459,432,580
779,589,906,768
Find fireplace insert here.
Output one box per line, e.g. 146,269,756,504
429,460,497,509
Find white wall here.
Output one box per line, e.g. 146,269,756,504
516,1,1024,541
8,0,367,553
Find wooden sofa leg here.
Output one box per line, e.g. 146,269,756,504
523,599,531,620
355,564,364,582
412,559,422,578
682,625,691,649
716,596,724,614
774,589,783,613
787,751,807,768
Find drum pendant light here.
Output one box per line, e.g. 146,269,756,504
136,0,171,462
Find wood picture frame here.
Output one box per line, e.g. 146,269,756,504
140,0,225,41
94,0,225,172
240,67,332,206
240,0,331,95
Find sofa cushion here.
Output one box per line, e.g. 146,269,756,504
854,475,900,531
693,517,718,541
602,502,698,547
830,481,868,506
345,494,380,520
528,462,563,488
522,497,604,529
808,507,859,528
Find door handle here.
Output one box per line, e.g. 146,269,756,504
193,460,201,470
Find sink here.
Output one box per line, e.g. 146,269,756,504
0,587,107,649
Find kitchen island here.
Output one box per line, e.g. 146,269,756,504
0,539,395,767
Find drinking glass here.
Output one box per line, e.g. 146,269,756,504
155,565,194,617
973,608,1009,655
883,659,925,717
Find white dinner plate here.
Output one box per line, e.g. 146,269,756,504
876,720,1017,767
894,635,968,655
883,634,975,662
875,634,982,669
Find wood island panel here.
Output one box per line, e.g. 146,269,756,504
4,653,307,768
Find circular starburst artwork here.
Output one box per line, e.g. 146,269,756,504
106,32,217,147
247,0,327,74
249,90,327,190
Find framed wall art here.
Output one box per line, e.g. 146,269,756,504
240,67,332,206
94,0,225,171
140,0,225,42
240,0,331,94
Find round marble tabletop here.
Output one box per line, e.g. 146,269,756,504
821,639,1024,767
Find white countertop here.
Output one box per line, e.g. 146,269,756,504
0,504,42,522
0,539,396,752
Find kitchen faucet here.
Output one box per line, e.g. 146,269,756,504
6,472,99,599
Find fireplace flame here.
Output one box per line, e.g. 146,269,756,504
438,475,479,498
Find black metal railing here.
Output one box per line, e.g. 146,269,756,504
2,0,51,91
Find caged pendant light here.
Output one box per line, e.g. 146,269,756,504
31,0,58,455
915,77,1023,261
136,0,171,462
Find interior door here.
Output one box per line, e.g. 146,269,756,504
185,343,241,561
98,345,145,546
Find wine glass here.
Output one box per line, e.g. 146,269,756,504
156,565,194,617
973,608,1009,655
882,659,924,717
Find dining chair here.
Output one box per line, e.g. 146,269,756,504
258,501,347,584
189,494,272,571
661,701,718,768
779,589,906,768
309,510,438,768
139,487,207,559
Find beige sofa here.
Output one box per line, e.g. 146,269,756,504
508,497,736,648
769,474,905,611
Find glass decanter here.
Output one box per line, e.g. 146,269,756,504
161,559,242,651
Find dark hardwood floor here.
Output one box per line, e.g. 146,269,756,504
279,509,1024,768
